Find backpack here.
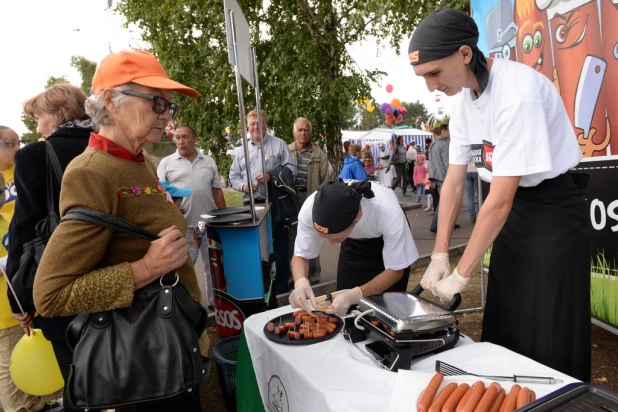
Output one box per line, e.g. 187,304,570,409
11,141,63,310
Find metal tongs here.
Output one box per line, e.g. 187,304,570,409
436,361,564,384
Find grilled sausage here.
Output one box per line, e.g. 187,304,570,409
304,331,314,339
473,382,500,412
488,388,506,412
284,322,295,329
267,322,275,332
428,382,457,412
417,373,444,412
371,320,380,327
456,385,474,412
498,385,520,412
328,317,339,324
460,381,485,412
442,383,470,412
313,331,326,338
293,310,307,317
516,388,530,409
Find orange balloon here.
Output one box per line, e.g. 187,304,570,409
390,99,402,109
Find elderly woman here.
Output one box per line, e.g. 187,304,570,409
6,84,95,410
33,51,205,411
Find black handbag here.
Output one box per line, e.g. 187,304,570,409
12,141,64,310
60,206,210,409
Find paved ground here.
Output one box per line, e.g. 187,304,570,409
193,186,478,308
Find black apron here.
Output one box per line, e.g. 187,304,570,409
337,236,411,292
481,172,591,382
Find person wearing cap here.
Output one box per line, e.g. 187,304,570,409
289,180,419,315
409,9,590,381
158,124,226,307
33,50,208,409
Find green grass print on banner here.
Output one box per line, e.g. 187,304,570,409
590,250,618,326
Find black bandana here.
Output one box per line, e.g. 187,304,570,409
312,180,375,235
408,9,489,92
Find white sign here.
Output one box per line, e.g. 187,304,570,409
223,0,254,87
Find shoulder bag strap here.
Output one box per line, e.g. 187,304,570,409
45,141,64,184
61,206,158,242
44,142,61,216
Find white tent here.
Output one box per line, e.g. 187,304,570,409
343,127,433,164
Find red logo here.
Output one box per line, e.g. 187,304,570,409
482,140,494,172
213,294,244,337
313,222,329,234
409,50,420,63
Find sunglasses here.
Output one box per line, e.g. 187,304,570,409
121,90,179,119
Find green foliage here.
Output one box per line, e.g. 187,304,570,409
400,101,429,129
115,0,465,175
45,76,69,89
20,114,40,144
20,56,98,144
70,56,97,95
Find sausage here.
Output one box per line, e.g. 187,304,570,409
284,322,295,329
488,388,506,412
371,320,380,327
274,326,283,334
498,385,520,412
460,381,485,412
473,382,500,412
328,317,339,324
442,383,469,412
267,322,275,332
292,310,307,317
287,330,296,340
417,373,444,412
456,385,474,412
428,382,457,412
516,388,530,409
387,330,396,337
529,391,536,402
313,331,326,338
304,331,314,339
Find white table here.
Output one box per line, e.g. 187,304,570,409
243,305,579,412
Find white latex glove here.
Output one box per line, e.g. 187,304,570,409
434,267,469,302
325,287,362,316
289,277,318,313
421,253,451,293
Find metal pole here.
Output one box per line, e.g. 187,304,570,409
252,46,269,205
230,9,256,224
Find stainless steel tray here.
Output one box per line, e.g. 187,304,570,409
359,292,457,333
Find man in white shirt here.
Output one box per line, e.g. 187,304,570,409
289,180,419,315
157,124,226,307
378,144,391,168
409,9,590,381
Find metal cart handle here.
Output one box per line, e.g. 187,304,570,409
410,284,462,312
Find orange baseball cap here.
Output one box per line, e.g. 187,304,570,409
91,50,199,97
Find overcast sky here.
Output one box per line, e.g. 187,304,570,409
0,0,452,136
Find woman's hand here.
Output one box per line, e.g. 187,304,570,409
132,226,188,288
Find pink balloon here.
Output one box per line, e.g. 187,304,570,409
385,84,393,93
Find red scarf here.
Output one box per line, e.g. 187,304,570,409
88,133,145,163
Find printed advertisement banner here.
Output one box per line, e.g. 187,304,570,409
470,0,618,327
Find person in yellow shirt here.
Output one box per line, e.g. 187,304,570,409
0,127,19,217
0,172,46,411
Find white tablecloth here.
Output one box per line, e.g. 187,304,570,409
243,305,578,412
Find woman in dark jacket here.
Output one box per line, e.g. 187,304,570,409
7,83,95,407
390,136,409,196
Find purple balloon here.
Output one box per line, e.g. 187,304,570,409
380,103,391,114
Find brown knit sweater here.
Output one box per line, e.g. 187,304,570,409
33,146,208,349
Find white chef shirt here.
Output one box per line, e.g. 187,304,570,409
294,181,419,271
449,58,582,187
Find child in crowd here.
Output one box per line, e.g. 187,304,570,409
413,154,429,206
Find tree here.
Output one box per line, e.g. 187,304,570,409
400,100,429,129
20,56,96,144
116,0,470,174
70,56,97,95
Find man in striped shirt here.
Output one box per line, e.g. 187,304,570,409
288,118,329,285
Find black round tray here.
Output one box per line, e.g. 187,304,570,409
206,213,253,224
206,206,251,217
263,311,343,345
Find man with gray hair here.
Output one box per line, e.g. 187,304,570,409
229,109,297,293
288,117,329,285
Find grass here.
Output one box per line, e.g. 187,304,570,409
223,189,244,207
591,250,618,326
